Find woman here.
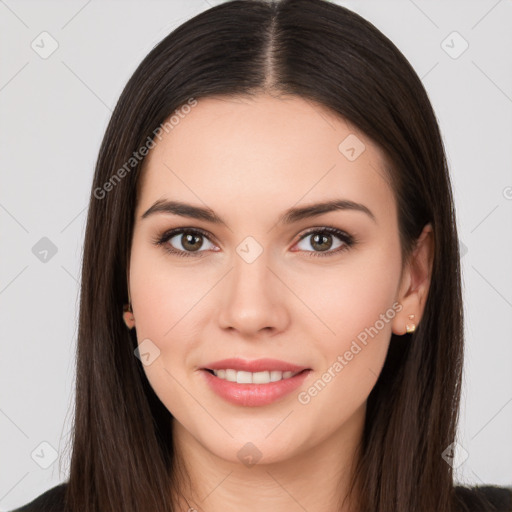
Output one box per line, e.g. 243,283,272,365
11,0,511,511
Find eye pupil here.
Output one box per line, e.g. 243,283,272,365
182,232,202,251
311,233,332,251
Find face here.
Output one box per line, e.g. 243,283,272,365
128,93,410,466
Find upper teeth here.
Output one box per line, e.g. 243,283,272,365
211,369,300,384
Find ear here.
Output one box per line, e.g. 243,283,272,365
123,305,136,330
123,252,135,329
392,222,434,335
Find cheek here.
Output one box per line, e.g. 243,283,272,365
129,239,208,339
128,240,213,406
301,241,402,393
128,241,199,417
297,240,401,343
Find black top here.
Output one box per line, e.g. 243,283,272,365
9,483,67,512
8,482,512,511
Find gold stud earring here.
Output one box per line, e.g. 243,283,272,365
123,303,135,330
406,314,416,334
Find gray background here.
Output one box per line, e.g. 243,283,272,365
1,0,511,508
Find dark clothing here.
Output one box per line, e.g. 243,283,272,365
453,485,512,511
8,481,512,511
9,483,67,512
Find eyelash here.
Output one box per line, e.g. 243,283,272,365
152,226,356,259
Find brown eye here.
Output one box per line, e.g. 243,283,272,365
295,227,355,257
154,226,355,259
178,232,204,252
155,228,217,257
310,232,333,251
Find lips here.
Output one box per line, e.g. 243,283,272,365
202,357,309,373
200,358,312,407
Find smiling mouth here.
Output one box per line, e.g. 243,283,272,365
204,368,308,384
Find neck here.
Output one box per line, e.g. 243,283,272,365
170,404,365,512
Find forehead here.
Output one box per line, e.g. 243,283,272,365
136,94,395,226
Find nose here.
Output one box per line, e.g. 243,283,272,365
217,251,290,337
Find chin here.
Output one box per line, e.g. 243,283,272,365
194,424,307,467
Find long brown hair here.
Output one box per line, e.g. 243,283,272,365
63,0,468,510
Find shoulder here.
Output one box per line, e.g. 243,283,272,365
8,482,68,512
453,484,512,512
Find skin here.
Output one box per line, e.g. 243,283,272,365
127,93,434,511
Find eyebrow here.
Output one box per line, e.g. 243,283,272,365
140,198,376,225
